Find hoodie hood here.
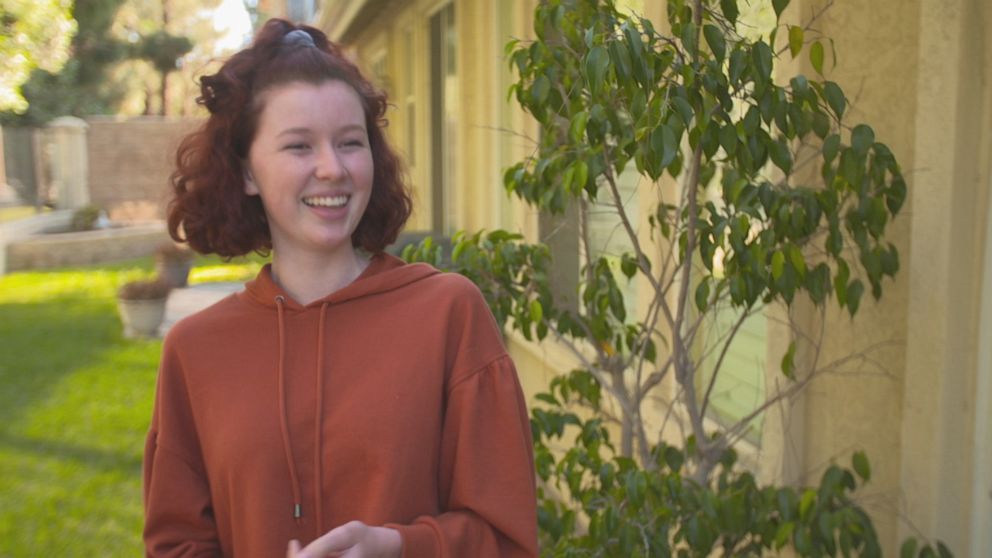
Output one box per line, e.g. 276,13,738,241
238,253,439,311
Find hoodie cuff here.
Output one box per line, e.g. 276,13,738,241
384,521,438,558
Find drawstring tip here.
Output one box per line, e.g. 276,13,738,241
293,503,303,522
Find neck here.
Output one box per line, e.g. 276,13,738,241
269,246,370,305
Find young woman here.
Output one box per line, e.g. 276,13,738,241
143,19,538,558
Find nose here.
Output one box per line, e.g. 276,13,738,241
314,146,347,182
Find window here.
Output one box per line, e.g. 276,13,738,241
403,26,416,165
587,167,640,313
693,185,768,442
429,3,457,234
696,303,767,442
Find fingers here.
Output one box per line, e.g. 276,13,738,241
287,539,301,558
296,521,364,558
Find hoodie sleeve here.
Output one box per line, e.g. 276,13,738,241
386,354,538,558
143,336,222,557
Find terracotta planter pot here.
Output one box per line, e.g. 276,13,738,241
118,297,168,338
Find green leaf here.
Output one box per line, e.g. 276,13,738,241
772,0,790,18
672,96,695,128
771,250,785,280
620,253,638,279
937,542,953,558
823,133,841,163
823,81,846,119
834,258,849,304
790,74,809,96
681,20,698,58
651,124,679,170
851,124,875,156
608,40,632,84
695,279,710,312
703,24,726,61
900,539,918,558
789,244,806,278
769,138,792,174
887,175,907,213
810,41,825,75
781,341,796,379
788,25,804,58
573,160,589,192
811,111,830,138
729,49,746,84
720,123,738,156
799,489,816,520
531,74,550,105
608,286,626,321
753,41,773,81
852,450,871,482
847,279,864,315
775,522,795,549
584,46,609,92
529,299,544,323
720,0,739,24
535,392,559,406
569,111,589,143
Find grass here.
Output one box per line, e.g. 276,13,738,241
0,254,264,557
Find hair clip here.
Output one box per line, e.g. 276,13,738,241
282,29,316,48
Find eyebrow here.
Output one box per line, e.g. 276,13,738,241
276,124,367,137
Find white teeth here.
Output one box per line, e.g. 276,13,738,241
303,195,349,208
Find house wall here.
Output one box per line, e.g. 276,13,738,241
771,0,992,553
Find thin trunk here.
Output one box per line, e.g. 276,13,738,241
621,413,634,458
160,71,168,116
161,0,170,116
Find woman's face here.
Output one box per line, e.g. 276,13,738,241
244,79,374,259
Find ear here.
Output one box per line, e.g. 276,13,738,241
243,165,259,196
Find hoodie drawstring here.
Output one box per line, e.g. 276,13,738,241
313,302,328,535
275,295,304,524
275,296,330,534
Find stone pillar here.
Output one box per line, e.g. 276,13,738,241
0,124,12,204
45,116,90,210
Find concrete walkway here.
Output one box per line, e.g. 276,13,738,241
161,281,244,334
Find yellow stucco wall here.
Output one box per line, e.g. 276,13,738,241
322,0,992,554
780,0,992,553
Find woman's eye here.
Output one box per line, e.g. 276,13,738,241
342,139,365,148
285,143,310,151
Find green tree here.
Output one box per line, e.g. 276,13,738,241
0,0,77,112
112,0,222,116
1,0,130,124
406,0,953,555
2,0,224,124
133,23,193,115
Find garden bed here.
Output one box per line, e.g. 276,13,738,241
4,222,169,272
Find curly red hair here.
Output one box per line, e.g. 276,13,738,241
168,19,412,257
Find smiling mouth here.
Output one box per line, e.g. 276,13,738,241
302,195,349,208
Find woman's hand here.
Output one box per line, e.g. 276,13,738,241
286,521,402,558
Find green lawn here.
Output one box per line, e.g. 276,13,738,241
0,256,263,557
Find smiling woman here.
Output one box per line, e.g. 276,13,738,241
147,18,538,558
243,80,374,289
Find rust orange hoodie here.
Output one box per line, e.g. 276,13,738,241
143,253,538,557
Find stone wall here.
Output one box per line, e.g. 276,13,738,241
4,223,170,272
86,117,200,221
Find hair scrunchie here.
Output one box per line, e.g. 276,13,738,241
282,29,316,48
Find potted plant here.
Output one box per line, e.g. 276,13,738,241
154,242,196,287
117,277,172,338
